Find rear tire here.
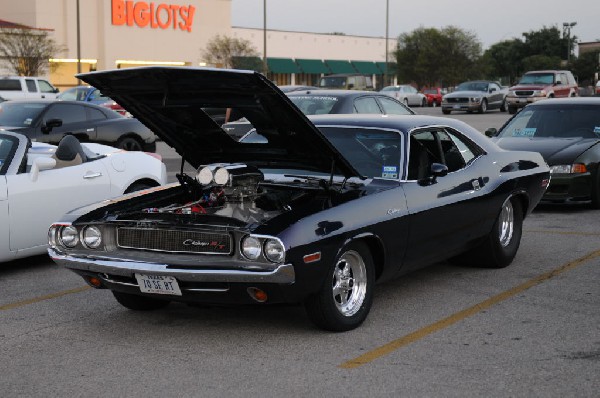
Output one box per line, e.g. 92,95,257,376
452,197,523,268
116,136,143,151
304,241,375,331
124,182,157,194
112,291,170,311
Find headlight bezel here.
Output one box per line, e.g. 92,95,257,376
240,235,286,263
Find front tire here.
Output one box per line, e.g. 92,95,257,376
452,197,523,268
478,99,488,114
442,109,451,114
112,291,170,311
508,106,517,115
500,99,507,112
421,98,427,107
304,241,375,332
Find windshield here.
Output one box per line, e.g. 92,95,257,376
498,105,600,139
518,73,554,85
423,89,438,94
242,127,402,179
0,102,46,127
319,76,347,89
456,82,488,92
289,95,338,115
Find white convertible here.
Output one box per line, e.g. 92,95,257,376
0,131,167,262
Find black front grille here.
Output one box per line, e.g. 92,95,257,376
446,97,468,103
117,228,232,254
515,90,534,96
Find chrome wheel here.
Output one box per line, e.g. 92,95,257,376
332,250,367,317
498,199,514,247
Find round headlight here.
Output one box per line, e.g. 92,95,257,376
213,167,229,186
241,236,262,260
60,226,79,248
82,226,102,249
264,239,285,263
196,166,213,185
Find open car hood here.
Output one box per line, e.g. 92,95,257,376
78,67,359,178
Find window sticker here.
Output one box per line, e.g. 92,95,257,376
24,118,32,126
512,127,536,137
382,165,398,179
594,127,600,134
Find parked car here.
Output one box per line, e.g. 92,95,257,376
380,85,427,107
0,100,157,151
58,85,128,116
319,74,374,90
222,90,414,140
442,81,507,114
0,131,166,263
486,97,600,208
0,76,60,100
422,87,446,107
49,67,550,331
506,70,579,114
278,85,319,93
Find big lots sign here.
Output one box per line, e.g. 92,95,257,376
112,0,196,32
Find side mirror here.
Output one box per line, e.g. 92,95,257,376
53,88,60,93
420,163,448,185
485,128,497,138
42,118,62,134
30,157,56,181
490,87,497,92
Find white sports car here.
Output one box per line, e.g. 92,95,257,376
0,130,167,262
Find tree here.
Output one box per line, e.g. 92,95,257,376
202,35,260,69
484,39,526,84
394,26,482,88
571,50,600,85
0,27,64,76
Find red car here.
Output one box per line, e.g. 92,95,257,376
422,87,446,107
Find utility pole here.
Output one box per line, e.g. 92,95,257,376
562,22,576,64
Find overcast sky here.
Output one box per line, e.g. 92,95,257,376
231,0,598,51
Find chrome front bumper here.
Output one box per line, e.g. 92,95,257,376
49,248,296,284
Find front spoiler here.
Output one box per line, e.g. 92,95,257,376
49,248,296,284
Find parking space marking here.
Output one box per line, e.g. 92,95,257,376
339,248,600,369
0,286,91,311
526,229,600,237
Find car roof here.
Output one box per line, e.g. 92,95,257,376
524,97,600,107
287,89,384,97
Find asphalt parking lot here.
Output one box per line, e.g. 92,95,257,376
1,108,598,397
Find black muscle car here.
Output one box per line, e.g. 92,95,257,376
488,97,600,208
48,67,550,331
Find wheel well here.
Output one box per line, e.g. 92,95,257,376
125,178,160,193
512,193,530,219
358,236,385,280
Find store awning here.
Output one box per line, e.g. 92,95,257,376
324,60,356,74
295,58,330,74
376,62,397,75
351,61,381,75
267,57,300,74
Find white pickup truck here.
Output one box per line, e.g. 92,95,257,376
0,76,60,100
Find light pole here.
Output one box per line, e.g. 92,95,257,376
385,0,389,87
562,22,576,64
263,0,268,75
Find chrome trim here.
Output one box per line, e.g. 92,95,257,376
49,248,295,284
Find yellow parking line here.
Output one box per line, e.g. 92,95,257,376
339,248,600,369
0,286,91,311
526,229,600,236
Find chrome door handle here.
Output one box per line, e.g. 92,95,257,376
83,172,103,179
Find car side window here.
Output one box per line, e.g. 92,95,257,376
87,108,107,121
44,104,87,125
25,79,37,92
377,97,412,115
354,97,382,114
38,80,55,93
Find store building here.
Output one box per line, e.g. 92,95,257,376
0,0,397,89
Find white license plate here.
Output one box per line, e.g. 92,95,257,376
453,104,461,109
135,274,182,296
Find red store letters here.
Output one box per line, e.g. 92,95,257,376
112,0,196,32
